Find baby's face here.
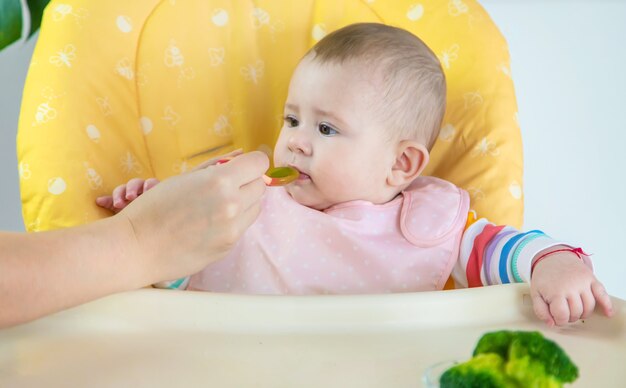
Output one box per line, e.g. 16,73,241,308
273,56,397,210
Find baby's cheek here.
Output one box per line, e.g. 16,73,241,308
335,164,385,199
317,169,356,199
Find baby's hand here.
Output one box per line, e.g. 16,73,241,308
96,178,160,214
530,249,613,326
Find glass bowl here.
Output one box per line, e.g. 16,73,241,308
422,360,460,388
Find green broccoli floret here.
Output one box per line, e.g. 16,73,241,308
439,331,578,388
440,353,519,388
474,331,578,384
505,354,562,388
473,330,516,359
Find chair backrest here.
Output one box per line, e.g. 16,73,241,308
17,0,523,232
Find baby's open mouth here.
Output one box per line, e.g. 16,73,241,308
288,165,311,181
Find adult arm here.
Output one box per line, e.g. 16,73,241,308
0,151,269,328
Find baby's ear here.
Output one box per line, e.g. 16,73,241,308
387,140,429,187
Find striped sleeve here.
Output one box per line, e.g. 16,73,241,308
153,276,190,290
452,217,582,288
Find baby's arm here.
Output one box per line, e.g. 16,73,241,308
452,218,613,326
96,178,160,213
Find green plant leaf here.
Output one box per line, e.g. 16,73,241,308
0,0,22,50
27,0,50,37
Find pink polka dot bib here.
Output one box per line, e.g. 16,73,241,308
188,176,470,294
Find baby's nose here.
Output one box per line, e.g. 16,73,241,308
287,131,312,156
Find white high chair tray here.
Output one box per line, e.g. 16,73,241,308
1,284,624,387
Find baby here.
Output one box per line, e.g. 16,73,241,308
97,23,613,326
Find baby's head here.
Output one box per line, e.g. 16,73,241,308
273,23,446,210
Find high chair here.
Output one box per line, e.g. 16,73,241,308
7,2,626,386
18,0,524,233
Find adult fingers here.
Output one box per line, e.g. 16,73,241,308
126,178,145,200
209,200,263,255
218,151,270,187
144,178,160,192
239,177,267,212
548,297,570,326
532,293,554,326
591,281,614,317
192,148,244,171
237,200,264,234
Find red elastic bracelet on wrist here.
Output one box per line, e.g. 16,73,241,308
531,247,589,275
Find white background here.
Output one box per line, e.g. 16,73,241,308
0,1,624,298
480,0,626,299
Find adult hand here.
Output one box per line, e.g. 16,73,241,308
0,151,268,328
119,151,269,285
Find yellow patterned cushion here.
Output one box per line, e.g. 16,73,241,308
17,0,523,232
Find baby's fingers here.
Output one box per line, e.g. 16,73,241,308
112,184,130,209
125,178,146,200
548,297,571,326
591,281,614,317
95,195,115,212
580,288,596,319
532,293,555,326
566,295,583,323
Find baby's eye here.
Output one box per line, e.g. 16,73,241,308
318,123,338,136
284,115,299,128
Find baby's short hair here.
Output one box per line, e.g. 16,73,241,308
308,23,446,150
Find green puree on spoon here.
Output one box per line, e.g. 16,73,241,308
262,166,300,186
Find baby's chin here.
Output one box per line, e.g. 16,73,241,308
285,185,331,211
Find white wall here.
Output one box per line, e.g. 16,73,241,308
480,0,626,299
0,2,624,298
0,36,36,232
